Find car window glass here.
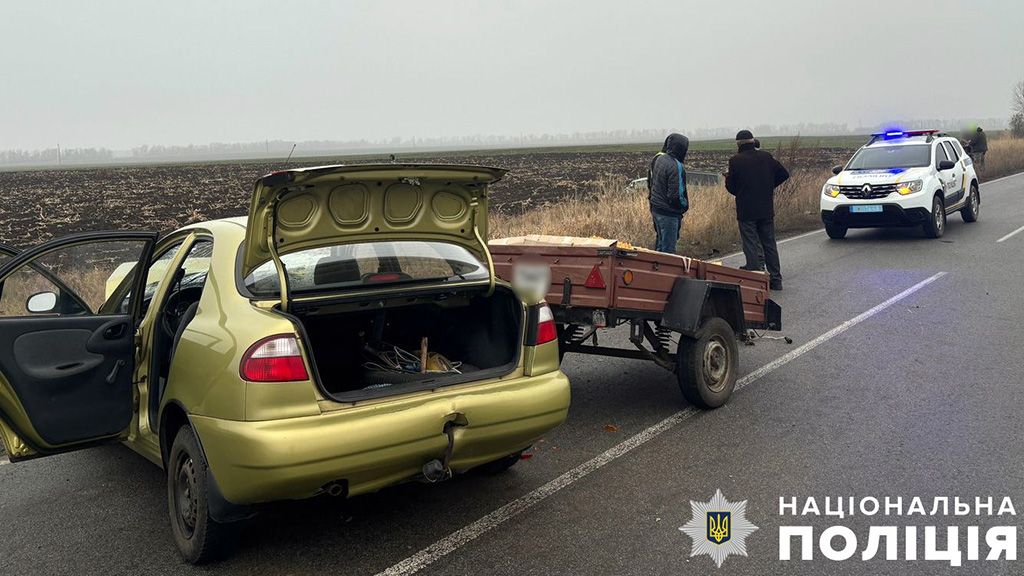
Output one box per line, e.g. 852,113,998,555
118,240,185,315
244,241,487,297
846,145,931,170
942,142,958,162
934,143,949,166
174,240,214,293
0,239,149,317
949,140,965,157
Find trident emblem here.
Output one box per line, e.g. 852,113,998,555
707,511,731,544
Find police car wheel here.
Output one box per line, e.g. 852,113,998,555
825,222,847,239
961,183,980,223
923,195,945,238
677,317,737,409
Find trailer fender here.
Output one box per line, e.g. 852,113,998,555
661,278,745,338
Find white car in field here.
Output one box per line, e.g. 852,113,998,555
820,130,980,239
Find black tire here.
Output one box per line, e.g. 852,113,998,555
923,194,946,238
167,425,239,564
676,317,738,409
824,222,848,239
473,451,524,475
961,183,980,223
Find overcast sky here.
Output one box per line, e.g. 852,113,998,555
1,0,1022,150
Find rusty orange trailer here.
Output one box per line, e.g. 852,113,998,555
489,236,782,408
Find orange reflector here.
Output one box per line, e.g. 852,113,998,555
622,270,634,285
584,265,606,289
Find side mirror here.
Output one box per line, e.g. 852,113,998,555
938,160,956,171
831,165,844,175
26,291,58,314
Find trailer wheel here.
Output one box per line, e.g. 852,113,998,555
677,317,738,409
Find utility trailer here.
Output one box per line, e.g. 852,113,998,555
488,236,782,408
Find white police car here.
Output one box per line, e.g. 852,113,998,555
820,130,979,239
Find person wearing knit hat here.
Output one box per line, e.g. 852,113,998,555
724,130,790,290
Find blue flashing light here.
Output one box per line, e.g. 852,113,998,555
884,131,904,138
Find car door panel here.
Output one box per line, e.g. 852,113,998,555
0,315,134,445
942,142,965,205
0,231,156,456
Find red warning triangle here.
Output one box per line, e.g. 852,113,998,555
584,264,606,289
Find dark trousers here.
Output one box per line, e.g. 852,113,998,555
738,219,781,282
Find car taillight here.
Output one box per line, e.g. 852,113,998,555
530,304,558,346
240,335,309,382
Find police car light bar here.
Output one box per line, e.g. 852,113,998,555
867,129,940,145
870,129,939,138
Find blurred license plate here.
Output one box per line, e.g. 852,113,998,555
851,205,883,213
512,263,551,300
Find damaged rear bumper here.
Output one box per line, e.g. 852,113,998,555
191,369,570,504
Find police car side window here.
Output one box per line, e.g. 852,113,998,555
942,142,958,161
934,143,949,167
949,140,965,158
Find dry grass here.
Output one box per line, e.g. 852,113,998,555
982,137,1024,180
490,170,825,258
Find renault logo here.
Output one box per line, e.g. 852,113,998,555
862,184,872,194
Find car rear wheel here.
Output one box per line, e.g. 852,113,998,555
824,222,848,239
168,425,239,564
961,183,980,223
677,317,738,409
923,195,945,238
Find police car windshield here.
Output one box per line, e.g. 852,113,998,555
846,145,931,170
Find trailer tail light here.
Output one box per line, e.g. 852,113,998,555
240,335,309,382
584,264,606,289
527,304,558,346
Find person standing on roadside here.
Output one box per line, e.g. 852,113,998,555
647,133,690,254
725,130,789,290
967,126,988,170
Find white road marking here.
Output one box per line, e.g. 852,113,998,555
983,171,1024,187
996,224,1024,244
0,458,10,466
374,271,948,576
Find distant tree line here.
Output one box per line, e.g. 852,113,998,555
0,147,114,166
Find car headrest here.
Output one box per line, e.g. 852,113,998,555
313,257,362,286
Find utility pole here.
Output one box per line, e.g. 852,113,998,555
57,142,61,165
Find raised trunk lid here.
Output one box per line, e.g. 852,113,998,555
242,164,506,307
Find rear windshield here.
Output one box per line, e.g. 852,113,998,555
846,145,931,170
244,241,488,297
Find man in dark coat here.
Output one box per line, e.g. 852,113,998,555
968,126,988,170
725,130,790,290
647,133,690,254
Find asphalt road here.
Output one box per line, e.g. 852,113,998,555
3,173,1024,575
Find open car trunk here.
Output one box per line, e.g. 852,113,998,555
294,285,523,402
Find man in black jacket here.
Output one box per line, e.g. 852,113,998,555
647,133,690,254
725,130,789,290
967,126,988,170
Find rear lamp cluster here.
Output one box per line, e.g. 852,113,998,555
240,335,309,382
